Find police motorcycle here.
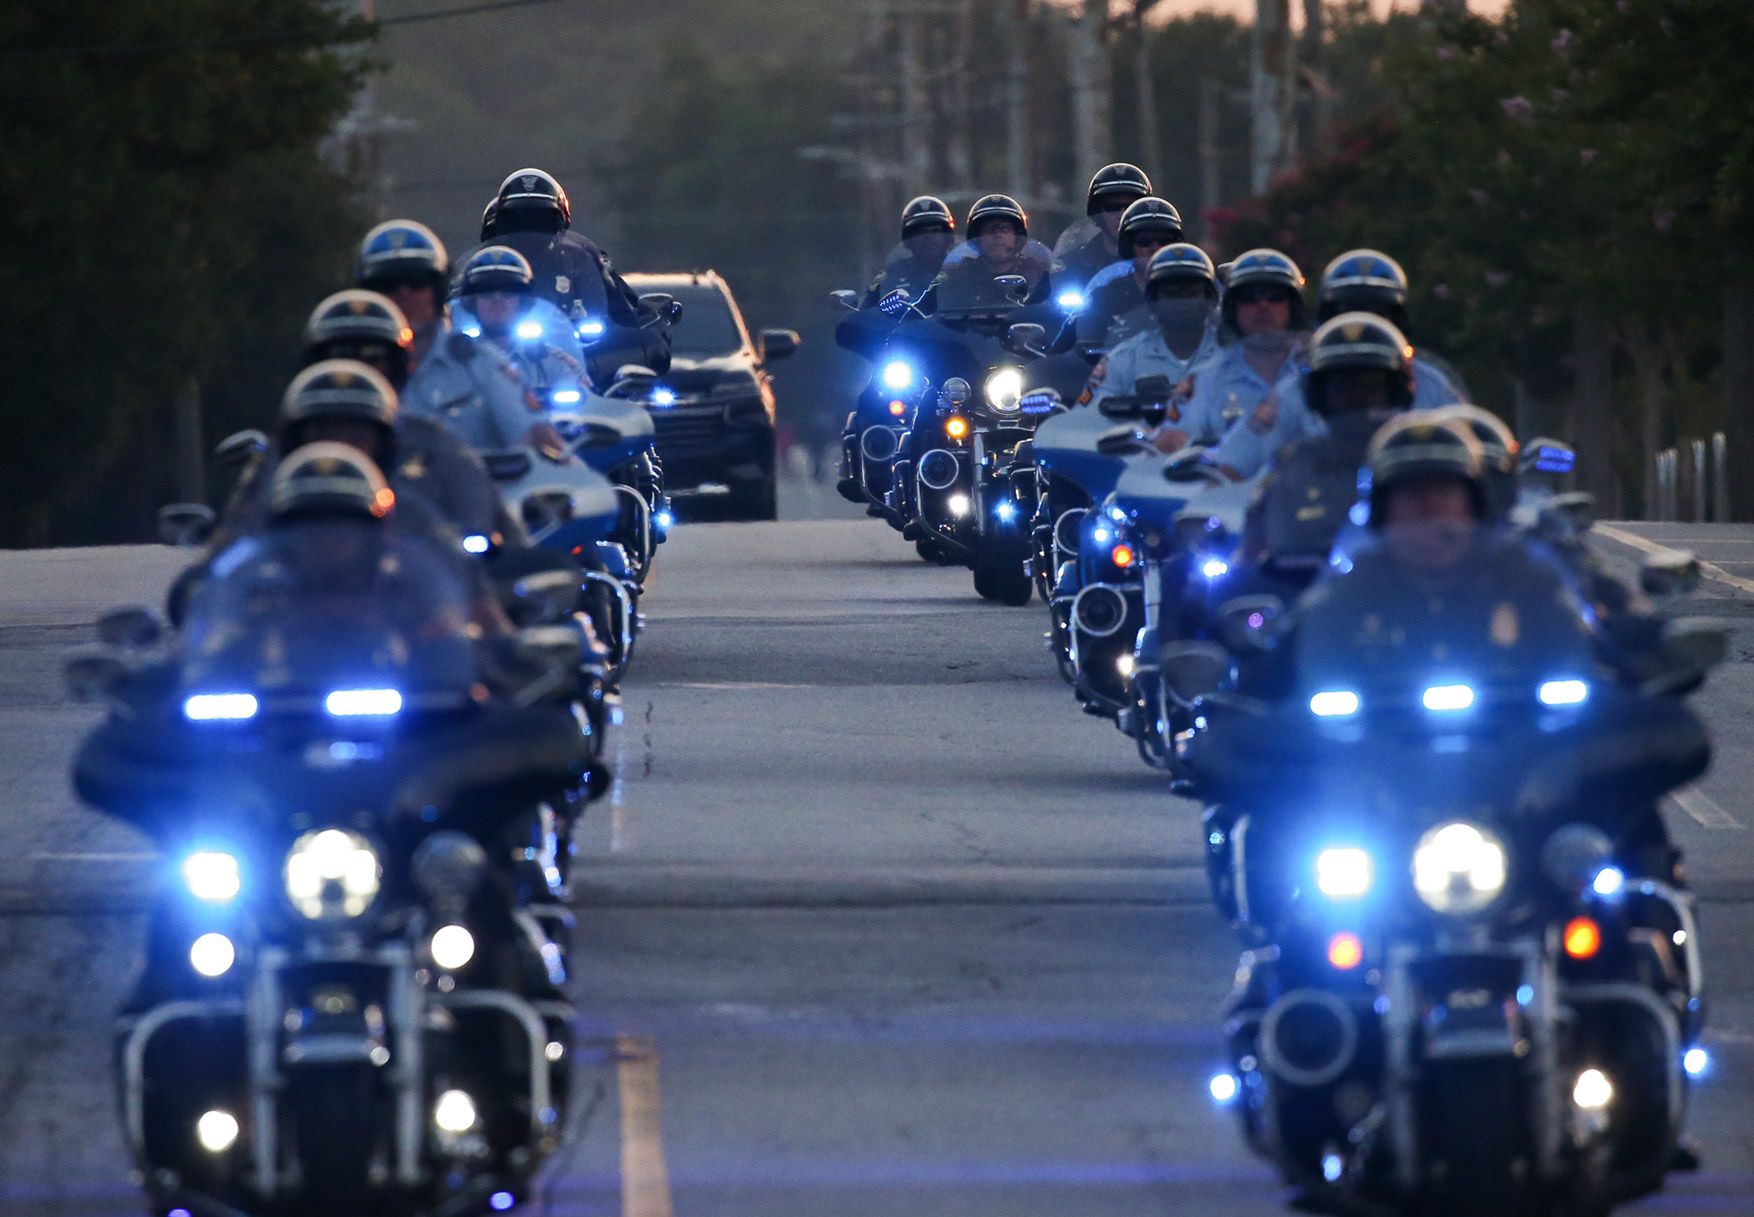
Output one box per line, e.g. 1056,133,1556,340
1186,536,1720,1216
1183,421,1719,1215
830,205,963,513
68,450,607,1217
879,250,1056,596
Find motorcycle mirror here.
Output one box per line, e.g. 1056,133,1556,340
1215,594,1285,653
637,293,682,329
759,328,801,361
940,377,972,408
1162,447,1223,484
1535,491,1595,538
96,607,164,649
157,502,216,548
1096,426,1151,457
1005,322,1047,357
992,274,1030,301
511,570,580,626
63,651,129,703
480,449,536,481
1133,374,1173,402
829,289,861,312
213,428,268,470
581,759,612,801
1159,640,1234,708
1639,618,1728,697
1639,548,1701,599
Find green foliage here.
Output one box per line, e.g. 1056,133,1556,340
0,0,369,545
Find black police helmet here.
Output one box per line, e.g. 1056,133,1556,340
1085,163,1152,215
1144,244,1218,299
900,195,956,239
1302,312,1415,417
1220,248,1307,333
1429,404,1519,520
491,167,571,235
456,246,535,297
268,442,396,522
966,194,1028,240
1116,197,1184,259
302,291,415,390
1365,414,1487,526
281,359,400,430
1318,249,1410,329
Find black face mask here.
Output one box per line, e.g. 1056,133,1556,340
1152,296,1210,331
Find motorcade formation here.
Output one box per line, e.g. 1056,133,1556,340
61,160,1723,1217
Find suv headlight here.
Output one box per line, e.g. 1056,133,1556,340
285,829,381,921
1412,821,1507,915
984,367,1024,414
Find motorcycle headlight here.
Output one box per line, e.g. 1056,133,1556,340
881,359,915,391
984,367,1024,413
1315,847,1373,901
1412,821,1507,915
183,851,242,903
284,829,381,921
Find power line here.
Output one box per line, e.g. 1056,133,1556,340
0,0,578,63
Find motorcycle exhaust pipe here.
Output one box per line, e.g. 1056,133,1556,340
917,448,961,492
861,425,903,464
1071,583,1129,638
1260,988,1359,1089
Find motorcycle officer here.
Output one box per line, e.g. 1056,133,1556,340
459,167,669,377
454,246,590,409
1085,244,1222,448
1180,248,1309,445
929,194,1052,309
1051,163,1153,296
1073,197,1185,349
863,196,958,309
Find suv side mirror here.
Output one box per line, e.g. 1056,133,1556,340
96,607,163,649
213,429,268,471
158,503,216,548
1005,322,1047,358
829,289,860,312
1640,548,1701,599
759,329,801,361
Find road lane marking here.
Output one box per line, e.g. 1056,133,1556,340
662,681,811,690
1596,524,1754,597
1668,787,1744,830
615,1034,674,1217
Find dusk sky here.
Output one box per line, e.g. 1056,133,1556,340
1155,0,1510,17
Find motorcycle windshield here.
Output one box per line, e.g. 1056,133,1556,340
872,233,958,302
933,239,1052,317
1290,524,1602,718
180,521,481,706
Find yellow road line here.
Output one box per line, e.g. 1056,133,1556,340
1595,523,1754,597
616,1034,674,1217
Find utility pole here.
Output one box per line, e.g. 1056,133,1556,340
1005,0,1032,198
1299,0,1329,156
1197,78,1222,244
1249,0,1295,195
1132,1,1163,182
1066,0,1112,194
897,11,930,190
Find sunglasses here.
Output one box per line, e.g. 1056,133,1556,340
1231,287,1293,306
1096,199,1132,214
1132,234,1172,250
364,274,432,293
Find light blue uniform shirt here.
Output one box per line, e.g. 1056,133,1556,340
1177,343,1300,447
1212,355,1461,478
1087,323,1221,420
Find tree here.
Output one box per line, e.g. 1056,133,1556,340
0,0,370,545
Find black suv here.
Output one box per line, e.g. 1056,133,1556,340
623,271,799,520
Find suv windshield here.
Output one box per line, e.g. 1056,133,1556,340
659,284,746,357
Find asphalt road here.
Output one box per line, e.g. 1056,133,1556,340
2,498,1753,1216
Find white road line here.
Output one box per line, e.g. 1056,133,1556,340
616,1034,674,1217
1595,523,1754,597
32,851,157,862
662,681,811,690
1667,787,1744,830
